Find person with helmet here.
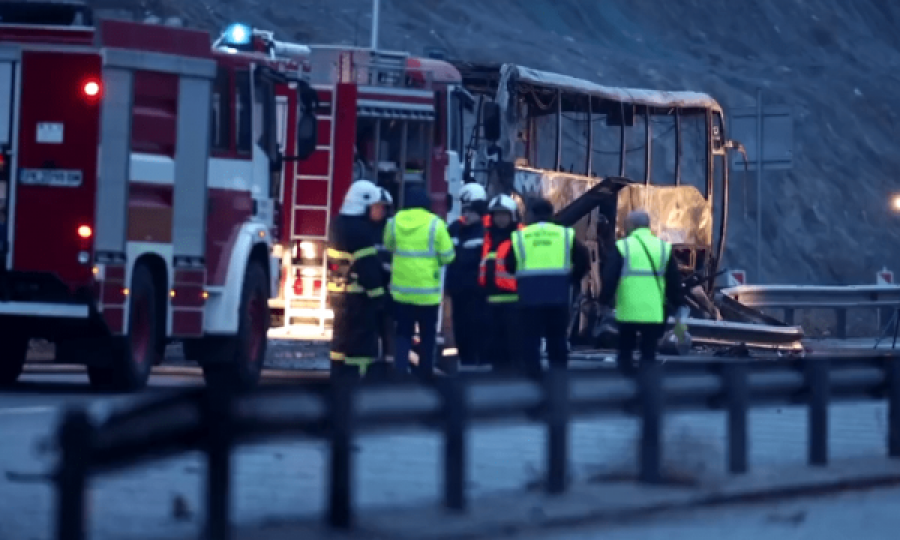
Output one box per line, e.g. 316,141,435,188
478,194,525,373
445,183,489,367
384,185,455,378
505,197,590,376
327,180,390,379
374,188,396,363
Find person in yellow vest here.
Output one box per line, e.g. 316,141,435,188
384,185,455,377
505,198,589,376
598,210,685,375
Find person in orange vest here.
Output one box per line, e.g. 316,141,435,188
478,194,524,373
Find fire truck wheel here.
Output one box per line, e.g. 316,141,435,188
0,334,29,386
89,264,159,391
202,261,268,391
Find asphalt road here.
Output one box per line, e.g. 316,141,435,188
507,486,900,540
0,362,892,540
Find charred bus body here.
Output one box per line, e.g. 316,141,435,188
454,63,754,346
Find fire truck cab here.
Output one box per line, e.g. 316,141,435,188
245,32,473,328
0,2,317,390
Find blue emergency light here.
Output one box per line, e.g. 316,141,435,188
223,23,252,46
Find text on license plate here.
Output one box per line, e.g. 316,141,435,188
19,169,83,187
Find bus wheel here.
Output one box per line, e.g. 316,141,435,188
202,261,268,392
0,334,29,386
89,264,159,391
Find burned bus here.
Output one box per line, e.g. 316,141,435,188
453,63,743,345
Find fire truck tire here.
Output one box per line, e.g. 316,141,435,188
0,334,29,386
201,261,268,391
88,264,160,391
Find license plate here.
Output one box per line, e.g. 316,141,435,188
19,169,82,187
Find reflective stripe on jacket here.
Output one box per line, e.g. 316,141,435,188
614,228,671,323
511,222,574,306
384,207,454,305
326,246,385,298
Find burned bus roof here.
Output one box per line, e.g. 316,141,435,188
455,61,723,115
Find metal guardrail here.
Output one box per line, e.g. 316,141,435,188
52,355,900,540
723,285,900,338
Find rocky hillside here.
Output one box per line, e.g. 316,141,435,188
92,0,900,285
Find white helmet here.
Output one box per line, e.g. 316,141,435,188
340,180,388,216
488,194,518,220
459,183,487,206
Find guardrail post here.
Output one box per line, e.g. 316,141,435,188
55,408,94,540
327,374,356,529
545,367,570,494
835,309,847,339
204,388,234,540
805,359,830,466
439,376,467,511
887,356,900,458
723,362,749,474
783,308,795,326
638,361,664,484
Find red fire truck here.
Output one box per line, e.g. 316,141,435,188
0,2,317,390
239,29,473,328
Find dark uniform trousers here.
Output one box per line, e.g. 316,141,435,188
519,305,568,377
486,301,521,373
450,292,488,365
616,322,665,374
330,293,387,379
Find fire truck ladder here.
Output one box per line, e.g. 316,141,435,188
285,87,335,334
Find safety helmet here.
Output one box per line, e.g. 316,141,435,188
459,183,487,206
488,194,518,220
339,180,389,216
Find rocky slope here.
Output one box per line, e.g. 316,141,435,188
93,0,900,285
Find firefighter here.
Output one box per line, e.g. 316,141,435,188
505,197,589,376
384,185,455,378
478,194,524,373
598,209,685,374
446,183,489,367
327,180,390,379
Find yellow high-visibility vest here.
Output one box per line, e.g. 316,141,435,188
384,208,455,305
614,228,671,323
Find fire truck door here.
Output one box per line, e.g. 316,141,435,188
0,53,15,270
249,69,276,229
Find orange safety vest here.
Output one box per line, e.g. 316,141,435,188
478,222,524,292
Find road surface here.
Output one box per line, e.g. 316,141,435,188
507,485,900,539
0,365,893,540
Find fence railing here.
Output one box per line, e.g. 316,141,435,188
723,284,900,338
52,353,900,540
